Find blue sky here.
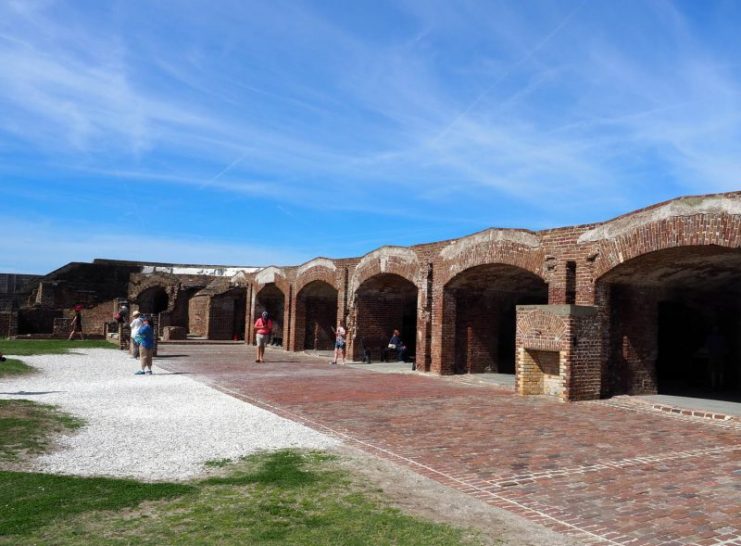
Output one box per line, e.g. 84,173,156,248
1,0,740,273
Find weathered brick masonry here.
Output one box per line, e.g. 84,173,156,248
235,192,741,401
11,193,741,401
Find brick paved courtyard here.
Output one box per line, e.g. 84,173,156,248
156,344,741,546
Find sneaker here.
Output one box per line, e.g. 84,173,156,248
145,370,152,375
134,370,145,375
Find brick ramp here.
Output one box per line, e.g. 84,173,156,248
156,344,741,546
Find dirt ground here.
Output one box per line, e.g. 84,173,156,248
332,445,580,546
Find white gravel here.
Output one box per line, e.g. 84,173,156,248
0,349,339,481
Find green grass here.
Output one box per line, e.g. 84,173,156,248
0,472,196,537
0,400,84,461
0,339,115,356
0,450,486,546
0,358,35,378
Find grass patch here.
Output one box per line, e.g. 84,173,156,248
0,339,114,356
0,358,35,379
0,472,195,537
0,400,84,461
1,450,486,545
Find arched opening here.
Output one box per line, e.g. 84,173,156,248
444,264,548,374
598,246,741,401
255,284,285,346
172,286,202,333
296,281,338,350
138,286,169,315
209,288,246,340
354,274,417,362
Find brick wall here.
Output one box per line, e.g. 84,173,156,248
188,295,210,337
0,311,17,337
604,285,659,395
516,305,601,401
18,307,63,335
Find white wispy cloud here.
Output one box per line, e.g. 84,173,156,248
0,0,739,240
0,217,311,274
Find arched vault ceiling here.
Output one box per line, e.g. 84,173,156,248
600,246,741,292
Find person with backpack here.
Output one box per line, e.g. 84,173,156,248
129,311,144,359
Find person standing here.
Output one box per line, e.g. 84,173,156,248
67,305,84,341
129,311,143,358
331,322,347,365
135,315,155,375
254,311,273,363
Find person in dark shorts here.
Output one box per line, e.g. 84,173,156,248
68,305,85,341
254,311,273,363
331,322,347,365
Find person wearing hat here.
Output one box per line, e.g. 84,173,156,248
254,311,273,363
129,311,144,359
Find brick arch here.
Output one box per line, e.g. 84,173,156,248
440,252,546,288
129,276,178,303
349,247,423,297
293,278,339,351
436,230,545,288
130,277,179,314
294,266,339,296
591,212,741,281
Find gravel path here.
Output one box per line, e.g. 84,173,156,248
0,349,339,481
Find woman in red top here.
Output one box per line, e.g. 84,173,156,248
254,311,273,363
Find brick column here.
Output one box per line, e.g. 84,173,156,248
516,305,601,401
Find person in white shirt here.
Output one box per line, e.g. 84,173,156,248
129,311,144,359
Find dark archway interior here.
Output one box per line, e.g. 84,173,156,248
445,264,548,374
138,287,169,315
297,281,338,350
209,288,247,340
255,284,285,345
600,246,741,401
355,274,417,361
172,287,202,332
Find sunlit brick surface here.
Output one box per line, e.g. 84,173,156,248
158,344,741,546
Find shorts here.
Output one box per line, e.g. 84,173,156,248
139,346,153,368
256,333,269,347
335,340,345,349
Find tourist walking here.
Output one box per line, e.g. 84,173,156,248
331,322,347,365
67,305,84,341
134,315,155,375
129,311,144,358
254,311,273,363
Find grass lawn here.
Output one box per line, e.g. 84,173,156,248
0,358,35,379
0,339,115,356
0,450,487,546
0,400,84,461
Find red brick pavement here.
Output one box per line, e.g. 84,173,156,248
156,344,741,546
